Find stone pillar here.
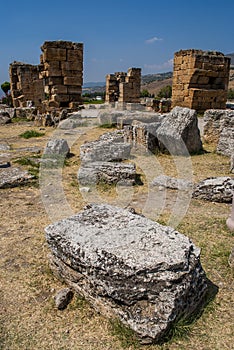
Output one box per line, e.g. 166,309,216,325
172,49,230,113
105,68,141,104
40,41,83,109
9,62,44,108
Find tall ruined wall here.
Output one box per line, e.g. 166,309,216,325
9,62,44,108
172,50,230,112
40,41,83,108
106,68,141,103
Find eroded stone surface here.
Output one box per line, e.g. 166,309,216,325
156,107,202,155
78,161,136,185
203,109,234,145
44,139,70,156
192,177,234,203
80,130,130,162
151,175,193,190
45,203,208,344
0,167,34,188
217,116,234,156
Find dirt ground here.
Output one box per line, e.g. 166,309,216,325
0,120,233,350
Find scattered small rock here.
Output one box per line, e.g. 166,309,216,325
0,110,11,124
0,161,11,169
54,288,74,310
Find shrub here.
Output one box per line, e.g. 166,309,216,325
19,130,45,139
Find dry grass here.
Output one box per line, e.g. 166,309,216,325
0,121,233,350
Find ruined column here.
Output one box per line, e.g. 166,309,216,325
172,49,230,113
9,62,44,108
40,41,83,109
105,68,141,104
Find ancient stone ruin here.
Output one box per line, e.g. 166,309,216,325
105,68,141,103
9,40,83,111
39,41,83,109
172,49,230,113
45,203,209,344
9,62,44,109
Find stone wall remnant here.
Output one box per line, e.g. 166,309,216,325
9,41,83,111
172,50,230,113
40,41,83,109
105,68,141,103
9,62,45,108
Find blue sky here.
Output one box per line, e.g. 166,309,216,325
1,0,234,85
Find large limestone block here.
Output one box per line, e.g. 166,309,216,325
44,139,70,156
64,77,81,86
203,109,234,144
45,204,209,344
0,167,33,188
217,127,234,157
67,49,83,62
80,131,130,162
156,106,202,155
193,177,234,203
78,161,136,185
43,48,67,62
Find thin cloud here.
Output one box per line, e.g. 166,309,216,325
145,36,163,44
144,59,173,71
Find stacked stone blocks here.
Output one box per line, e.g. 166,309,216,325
172,49,230,112
9,41,83,110
106,68,141,103
9,62,44,108
40,41,83,108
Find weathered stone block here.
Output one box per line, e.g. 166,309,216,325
78,161,136,185
64,77,81,86
45,203,209,344
156,106,203,155
193,177,234,203
67,49,83,62
43,48,67,62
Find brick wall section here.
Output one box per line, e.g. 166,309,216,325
172,49,230,113
106,68,141,103
9,62,44,108
40,41,83,108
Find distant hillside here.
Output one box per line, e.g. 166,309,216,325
83,82,106,88
141,72,172,85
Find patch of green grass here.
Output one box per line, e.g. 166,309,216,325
14,157,40,179
98,123,116,129
19,130,45,139
109,319,139,349
12,116,28,123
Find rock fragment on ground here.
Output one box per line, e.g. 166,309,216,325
54,288,74,310
151,175,193,190
0,167,34,188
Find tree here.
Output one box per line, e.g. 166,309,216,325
227,88,234,100
141,89,150,98
1,81,10,97
157,85,172,99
